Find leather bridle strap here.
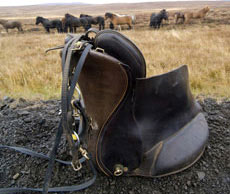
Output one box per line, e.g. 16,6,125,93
0,159,96,193
0,35,97,194
43,39,94,193
61,37,93,170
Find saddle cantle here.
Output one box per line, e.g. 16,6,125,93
65,29,209,177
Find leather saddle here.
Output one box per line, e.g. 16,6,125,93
64,29,209,177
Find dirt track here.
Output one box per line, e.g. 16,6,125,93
0,97,230,194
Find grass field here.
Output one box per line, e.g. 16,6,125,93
0,1,230,100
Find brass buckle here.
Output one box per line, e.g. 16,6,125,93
79,146,90,160
71,100,80,117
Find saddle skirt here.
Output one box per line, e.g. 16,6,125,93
67,29,208,177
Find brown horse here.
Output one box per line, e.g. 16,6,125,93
105,12,132,30
184,6,210,24
174,12,185,24
0,19,23,33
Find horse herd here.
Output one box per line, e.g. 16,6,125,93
0,6,210,33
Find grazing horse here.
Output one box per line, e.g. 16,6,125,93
35,16,62,33
184,6,210,24
80,14,105,30
0,19,23,33
105,12,132,30
150,9,168,29
174,12,185,24
63,13,88,33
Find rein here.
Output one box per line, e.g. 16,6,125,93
0,30,99,193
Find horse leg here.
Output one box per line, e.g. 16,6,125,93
175,16,178,24
5,27,8,33
17,27,21,32
46,27,50,33
184,16,189,24
128,24,132,30
102,21,105,30
109,22,114,30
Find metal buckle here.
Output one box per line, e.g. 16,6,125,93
72,41,84,51
71,161,82,171
72,131,80,146
79,146,90,160
95,47,104,53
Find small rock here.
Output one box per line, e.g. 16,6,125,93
215,169,219,174
19,98,27,103
3,96,10,101
18,110,30,116
0,103,7,110
197,171,205,181
38,118,46,125
13,173,20,180
49,110,56,115
24,117,32,123
187,180,191,186
227,163,230,168
110,180,116,186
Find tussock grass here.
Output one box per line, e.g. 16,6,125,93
124,25,230,97
0,26,229,99
0,33,65,99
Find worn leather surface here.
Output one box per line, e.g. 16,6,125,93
76,30,209,177
95,30,146,79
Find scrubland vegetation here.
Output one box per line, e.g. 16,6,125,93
0,2,230,99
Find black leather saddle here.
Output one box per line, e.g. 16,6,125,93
63,29,209,177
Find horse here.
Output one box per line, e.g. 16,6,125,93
174,12,185,24
149,9,168,29
80,14,105,30
35,16,62,33
0,19,23,33
105,12,132,30
184,6,210,24
63,13,88,33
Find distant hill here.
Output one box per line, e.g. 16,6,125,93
44,2,89,6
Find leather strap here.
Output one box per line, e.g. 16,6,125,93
0,34,97,193
0,159,96,194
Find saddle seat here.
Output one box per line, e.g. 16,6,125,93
75,30,209,177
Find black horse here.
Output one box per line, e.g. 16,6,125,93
35,16,62,33
63,13,88,33
80,14,105,30
149,9,168,29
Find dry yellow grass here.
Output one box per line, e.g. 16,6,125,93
0,24,229,100
124,25,230,97
0,33,65,99
0,2,230,100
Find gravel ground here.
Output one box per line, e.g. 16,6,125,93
0,96,230,194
